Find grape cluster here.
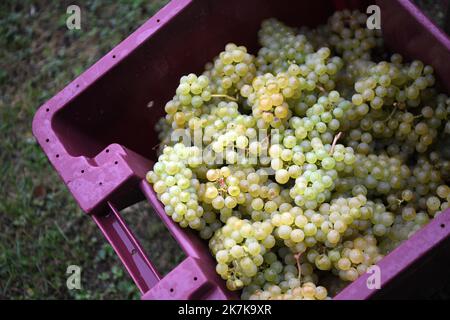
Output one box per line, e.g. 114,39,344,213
304,9,383,62
247,282,329,300
336,154,411,197
147,144,205,229
257,18,315,74
204,43,257,97
146,11,450,300
209,216,277,290
343,57,444,158
319,235,383,282
242,248,329,300
164,74,212,130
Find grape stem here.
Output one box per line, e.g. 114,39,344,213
393,101,406,110
329,132,343,155
152,141,164,150
211,94,238,102
294,253,303,280
260,133,272,146
388,198,404,209
384,107,397,122
217,177,228,197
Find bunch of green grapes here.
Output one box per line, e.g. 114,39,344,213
390,158,448,216
326,235,383,282
163,74,212,130
204,43,257,97
287,137,356,209
428,150,450,181
336,154,410,197
175,74,212,109
257,18,315,74
344,129,374,155
298,235,382,283
379,212,429,254
146,143,203,229
209,216,273,290
241,248,329,300
247,281,329,300
240,72,298,128
145,11,450,300
270,192,394,254
196,101,245,144
289,91,353,143
341,57,445,157
257,19,344,90
372,155,449,253
349,60,433,111
324,9,383,62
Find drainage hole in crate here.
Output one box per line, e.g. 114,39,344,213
193,277,197,281
112,55,116,59
441,224,445,228
46,108,49,112
45,139,49,142
114,161,118,165
76,84,79,88
99,182,102,186
106,149,109,153
157,19,160,23
170,288,174,293
81,170,84,174
56,154,59,158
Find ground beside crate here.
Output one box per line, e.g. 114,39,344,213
0,0,171,299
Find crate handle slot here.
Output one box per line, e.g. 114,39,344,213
93,202,161,294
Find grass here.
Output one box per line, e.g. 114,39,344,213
0,0,182,300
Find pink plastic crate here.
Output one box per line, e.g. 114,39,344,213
32,0,450,299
